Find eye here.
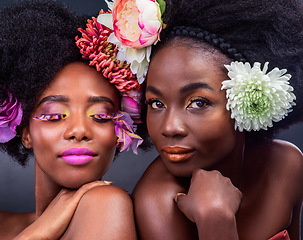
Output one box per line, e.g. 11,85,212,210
90,113,113,123
146,98,166,109
34,113,67,122
187,97,210,109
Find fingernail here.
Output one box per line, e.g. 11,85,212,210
174,192,186,202
103,180,112,185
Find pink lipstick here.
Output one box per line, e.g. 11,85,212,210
60,148,96,165
162,146,195,163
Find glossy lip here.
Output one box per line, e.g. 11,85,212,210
161,146,195,163
60,148,96,165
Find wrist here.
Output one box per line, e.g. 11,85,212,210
14,225,51,240
195,208,238,240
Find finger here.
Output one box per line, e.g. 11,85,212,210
73,180,112,200
174,192,186,203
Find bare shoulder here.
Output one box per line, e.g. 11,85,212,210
132,157,196,240
133,156,177,212
269,139,303,177
63,184,137,240
133,156,184,198
80,184,132,204
248,139,303,199
0,211,35,240
77,184,134,220
248,139,303,174
272,139,303,198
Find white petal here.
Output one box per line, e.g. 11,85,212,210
105,0,114,11
97,13,113,30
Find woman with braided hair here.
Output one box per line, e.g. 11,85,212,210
100,0,303,239
0,0,143,239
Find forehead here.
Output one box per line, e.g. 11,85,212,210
147,44,229,92
38,62,120,107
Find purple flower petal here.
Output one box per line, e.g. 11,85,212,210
0,126,16,143
114,111,143,154
0,93,23,143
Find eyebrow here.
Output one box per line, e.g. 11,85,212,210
180,82,214,94
88,96,116,108
37,95,69,107
146,85,163,97
146,82,214,96
37,95,115,108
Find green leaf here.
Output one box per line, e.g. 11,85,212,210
156,0,166,16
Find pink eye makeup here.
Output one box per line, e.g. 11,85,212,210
33,102,70,122
86,104,118,122
34,113,68,121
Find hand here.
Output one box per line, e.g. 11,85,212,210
14,180,111,240
174,169,242,223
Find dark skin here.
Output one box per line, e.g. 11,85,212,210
0,62,137,240
133,44,303,240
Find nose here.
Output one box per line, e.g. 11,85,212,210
161,109,187,138
63,112,93,142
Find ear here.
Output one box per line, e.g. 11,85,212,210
20,126,33,149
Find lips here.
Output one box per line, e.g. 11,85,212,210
60,148,96,165
161,146,195,162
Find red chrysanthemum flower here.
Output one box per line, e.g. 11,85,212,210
75,12,140,94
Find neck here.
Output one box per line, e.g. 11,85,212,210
35,161,62,217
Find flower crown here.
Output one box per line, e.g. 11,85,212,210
73,0,166,152
74,0,166,153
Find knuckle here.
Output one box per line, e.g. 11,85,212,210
192,168,204,177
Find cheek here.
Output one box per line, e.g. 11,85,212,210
29,122,62,151
93,125,117,174
93,124,117,151
146,111,160,142
193,112,237,152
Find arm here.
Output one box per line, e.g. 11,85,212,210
175,169,242,240
62,185,137,240
14,180,111,240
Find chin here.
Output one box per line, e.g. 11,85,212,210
58,176,101,189
165,163,194,178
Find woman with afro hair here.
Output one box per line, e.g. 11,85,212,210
125,0,303,239
0,0,142,239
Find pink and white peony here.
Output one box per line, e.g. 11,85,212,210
112,0,163,49
97,0,165,83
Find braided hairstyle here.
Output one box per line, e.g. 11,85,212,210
0,0,87,165
139,0,303,145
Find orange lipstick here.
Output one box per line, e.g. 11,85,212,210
162,146,195,162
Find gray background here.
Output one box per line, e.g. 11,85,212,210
0,0,302,237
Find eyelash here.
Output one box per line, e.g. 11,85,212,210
89,113,122,123
187,97,211,109
146,97,211,111
146,98,166,109
34,112,123,123
34,113,67,121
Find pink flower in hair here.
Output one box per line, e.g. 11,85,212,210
121,94,142,124
0,93,23,143
115,112,143,154
112,0,164,49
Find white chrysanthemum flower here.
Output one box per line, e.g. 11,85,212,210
107,33,150,84
221,61,296,131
